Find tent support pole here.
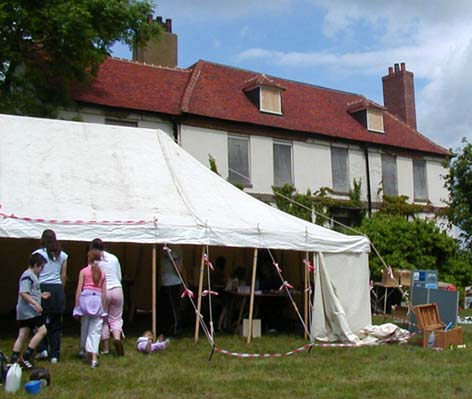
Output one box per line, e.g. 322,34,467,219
247,248,258,343
304,251,309,340
194,247,206,342
152,244,157,338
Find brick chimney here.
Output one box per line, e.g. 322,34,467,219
382,62,417,130
133,16,178,68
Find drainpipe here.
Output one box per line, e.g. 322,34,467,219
364,144,372,216
171,116,179,143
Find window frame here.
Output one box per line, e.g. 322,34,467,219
273,139,293,187
104,118,138,127
381,153,398,196
260,86,283,115
413,158,429,202
331,146,350,194
227,134,251,187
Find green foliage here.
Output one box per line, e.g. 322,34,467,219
273,184,314,222
359,213,472,287
0,0,160,116
444,138,472,248
378,195,425,217
273,181,365,226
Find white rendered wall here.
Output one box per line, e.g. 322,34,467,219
62,107,448,210
248,135,273,194
59,107,173,135
349,147,368,199
427,158,448,207
368,151,383,202
179,125,229,178
294,141,331,194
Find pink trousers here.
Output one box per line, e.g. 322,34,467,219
101,287,124,340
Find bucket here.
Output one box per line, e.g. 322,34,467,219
25,380,42,394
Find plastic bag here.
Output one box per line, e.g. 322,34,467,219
5,363,22,393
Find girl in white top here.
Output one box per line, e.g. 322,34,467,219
33,229,68,363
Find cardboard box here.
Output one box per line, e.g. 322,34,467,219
381,268,400,287
398,270,411,287
413,303,463,349
242,319,261,338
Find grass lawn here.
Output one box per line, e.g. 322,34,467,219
1,314,471,399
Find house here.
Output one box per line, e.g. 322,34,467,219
63,16,450,222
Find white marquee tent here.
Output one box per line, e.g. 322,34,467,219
0,114,371,343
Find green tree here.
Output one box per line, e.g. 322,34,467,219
358,213,472,288
0,0,160,116
444,139,472,248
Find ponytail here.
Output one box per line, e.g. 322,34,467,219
91,262,102,286
87,249,103,286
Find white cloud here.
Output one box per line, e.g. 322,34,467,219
156,0,292,19
237,1,472,148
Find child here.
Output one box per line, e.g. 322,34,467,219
136,331,170,353
11,253,51,370
74,249,107,368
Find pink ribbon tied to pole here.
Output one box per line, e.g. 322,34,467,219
202,290,219,297
386,265,394,279
203,253,214,270
163,245,172,253
304,285,312,294
279,281,294,291
181,288,195,299
303,259,315,272
272,262,282,273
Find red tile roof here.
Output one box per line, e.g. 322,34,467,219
73,58,191,115
73,58,449,156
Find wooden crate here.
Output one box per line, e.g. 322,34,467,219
413,303,463,349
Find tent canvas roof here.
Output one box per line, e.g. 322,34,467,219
0,114,369,253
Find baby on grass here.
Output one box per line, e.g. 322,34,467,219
136,330,170,353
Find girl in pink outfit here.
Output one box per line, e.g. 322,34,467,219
89,238,124,356
73,249,106,368
136,330,169,353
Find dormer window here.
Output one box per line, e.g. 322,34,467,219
347,99,385,133
244,74,285,115
367,108,384,133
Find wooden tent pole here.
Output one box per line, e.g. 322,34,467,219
304,251,309,340
247,248,258,343
152,244,157,338
194,247,206,341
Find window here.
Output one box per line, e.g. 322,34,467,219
367,108,384,133
228,135,250,186
105,118,138,127
261,86,282,114
331,147,349,193
413,159,428,201
273,141,292,187
381,154,398,196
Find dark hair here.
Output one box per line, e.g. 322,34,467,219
40,229,61,260
90,238,105,251
29,253,47,268
87,249,103,286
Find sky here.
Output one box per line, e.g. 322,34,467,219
113,0,472,150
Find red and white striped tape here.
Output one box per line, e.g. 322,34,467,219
0,208,155,225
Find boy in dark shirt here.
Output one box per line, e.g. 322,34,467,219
11,253,50,369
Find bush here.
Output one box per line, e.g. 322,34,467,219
358,213,472,286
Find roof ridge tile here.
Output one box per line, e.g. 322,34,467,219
108,56,190,73
181,60,204,112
